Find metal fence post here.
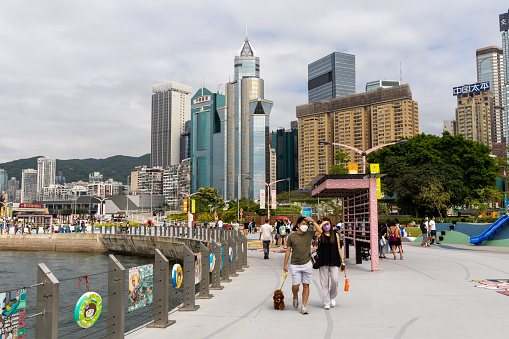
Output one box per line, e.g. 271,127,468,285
234,232,244,273
180,245,200,311
228,235,238,277
209,241,223,290
241,231,249,268
198,242,213,299
36,263,59,338
107,254,125,338
220,239,231,283
147,249,175,328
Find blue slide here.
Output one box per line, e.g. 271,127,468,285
470,215,509,245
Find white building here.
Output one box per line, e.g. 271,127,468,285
37,156,56,195
131,166,163,195
163,159,190,210
151,82,192,167
270,148,276,184
443,120,457,135
21,169,38,203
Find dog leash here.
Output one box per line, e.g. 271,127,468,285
280,272,287,290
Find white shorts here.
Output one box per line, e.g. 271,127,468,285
290,261,313,285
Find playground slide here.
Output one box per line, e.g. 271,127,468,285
470,215,509,245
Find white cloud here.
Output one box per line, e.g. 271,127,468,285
0,0,507,164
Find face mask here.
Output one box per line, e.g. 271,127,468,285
323,224,331,232
300,225,308,232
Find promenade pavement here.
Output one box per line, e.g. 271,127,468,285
127,234,509,339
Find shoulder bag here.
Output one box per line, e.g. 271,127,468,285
294,233,319,269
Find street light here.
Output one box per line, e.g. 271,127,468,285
227,172,242,222
318,139,409,174
244,177,290,220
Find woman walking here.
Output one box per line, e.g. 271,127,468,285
388,220,404,260
316,217,345,309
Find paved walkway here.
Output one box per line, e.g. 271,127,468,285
127,235,509,338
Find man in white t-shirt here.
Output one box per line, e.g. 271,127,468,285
429,216,440,245
259,219,274,259
217,219,223,229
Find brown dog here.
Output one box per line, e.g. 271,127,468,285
273,290,285,310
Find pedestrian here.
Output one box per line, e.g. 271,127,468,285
259,218,273,259
378,222,389,259
244,220,250,235
252,219,256,233
395,218,404,253
283,216,323,315
274,220,280,246
420,216,429,247
279,221,288,248
316,217,345,309
429,216,440,244
217,218,223,229
388,220,404,259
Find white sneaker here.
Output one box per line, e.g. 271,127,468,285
331,299,336,307
301,305,308,314
293,298,298,309
324,304,330,310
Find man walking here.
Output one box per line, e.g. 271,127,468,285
429,216,440,245
420,216,429,247
283,216,323,314
259,218,273,259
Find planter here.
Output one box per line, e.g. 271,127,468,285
439,236,444,241
441,231,446,235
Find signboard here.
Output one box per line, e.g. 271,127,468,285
271,190,277,210
183,199,188,213
18,203,44,209
348,163,358,174
370,164,382,199
195,253,202,284
500,12,509,31
453,81,490,96
0,207,3,218
302,207,312,217
128,264,154,311
0,289,26,337
260,190,265,209
191,199,196,214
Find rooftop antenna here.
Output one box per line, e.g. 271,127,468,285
246,21,248,39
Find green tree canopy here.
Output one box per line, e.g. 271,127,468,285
193,187,225,213
329,148,350,174
367,132,499,216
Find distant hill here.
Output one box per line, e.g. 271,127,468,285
0,154,151,184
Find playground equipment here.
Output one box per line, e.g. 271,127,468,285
470,215,509,245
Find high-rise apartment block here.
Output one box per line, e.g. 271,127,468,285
222,37,273,200
37,156,56,195
190,88,226,194
308,52,355,103
21,169,38,203
476,46,504,144
271,127,299,193
0,169,7,194
443,120,457,135
151,82,192,168
131,166,163,195
296,85,419,188
163,158,190,209
501,11,509,144
7,177,19,203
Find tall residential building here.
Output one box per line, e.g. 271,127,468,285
476,46,504,144
454,84,493,146
131,166,163,195
271,127,299,193
222,37,273,200
151,82,192,168
501,11,509,145
21,169,38,203
190,88,226,194
366,80,401,92
443,120,457,135
37,156,56,195
308,52,356,103
163,158,190,210
0,169,7,194
269,148,276,184
296,85,419,188
180,120,191,162
7,177,19,203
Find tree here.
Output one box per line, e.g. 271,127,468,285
329,148,350,174
367,132,499,216
221,210,237,223
467,187,504,222
193,187,225,213
417,180,451,222
198,213,215,223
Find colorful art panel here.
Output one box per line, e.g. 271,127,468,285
195,253,202,285
472,279,509,296
0,288,26,338
128,264,154,311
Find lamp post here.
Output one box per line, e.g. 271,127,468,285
227,172,242,222
245,177,290,220
93,196,107,226
126,175,130,221
318,139,409,174
0,201,6,233
180,191,200,227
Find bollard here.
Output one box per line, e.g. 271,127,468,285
228,235,239,277
107,254,125,338
147,249,175,328
187,227,191,239
234,231,244,273
36,263,59,338
209,241,223,290
197,243,213,299
179,245,200,311
220,239,231,283
241,231,249,268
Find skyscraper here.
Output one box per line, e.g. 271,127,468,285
501,10,509,144
37,156,56,195
0,169,7,194
222,37,273,200
21,169,38,203
271,127,298,193
151,82,192,168
308,52,356,103
476,46,504,144
7,177,19,203
190,87,226,195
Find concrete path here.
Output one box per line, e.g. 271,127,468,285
127,236,509,338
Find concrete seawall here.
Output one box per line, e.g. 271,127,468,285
0,234,205,259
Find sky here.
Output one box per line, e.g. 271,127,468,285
0,0,507,163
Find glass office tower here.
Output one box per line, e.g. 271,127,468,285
501,11,509,145
308,52,356,102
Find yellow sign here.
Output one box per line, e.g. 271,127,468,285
348,163,358,174
5,207,8,217
0,207,3,218
191,199,196,214
183,200,188,213
370,164,382,199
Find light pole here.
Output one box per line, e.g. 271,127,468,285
227,172,242,222
318,139,409,174
245,177,290,220
93,196,107,226
180,191,200,227
0,201,6,233
126,175,130,221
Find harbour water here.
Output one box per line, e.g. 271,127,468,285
0,250,184,338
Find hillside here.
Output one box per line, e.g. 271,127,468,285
0,154,151,184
